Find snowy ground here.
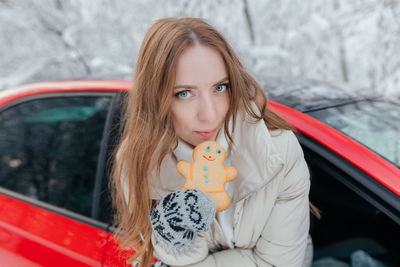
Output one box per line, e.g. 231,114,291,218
0,0,399,98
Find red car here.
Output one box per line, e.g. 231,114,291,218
0,80,399,266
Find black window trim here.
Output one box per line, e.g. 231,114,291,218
91,92,122,222
0,91,118,231
296,133,400,225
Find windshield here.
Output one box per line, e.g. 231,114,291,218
307,100,400,168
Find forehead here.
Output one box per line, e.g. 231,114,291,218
174,45,227,86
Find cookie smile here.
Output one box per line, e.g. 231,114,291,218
202,155,215,161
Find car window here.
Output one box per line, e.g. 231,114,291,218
307,100,400,168
0,96,112,218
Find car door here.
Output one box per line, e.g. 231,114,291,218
0,87,119,266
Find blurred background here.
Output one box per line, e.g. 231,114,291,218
0,0,399,98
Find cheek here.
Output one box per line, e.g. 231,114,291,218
219,94,230,117
171,107,192,132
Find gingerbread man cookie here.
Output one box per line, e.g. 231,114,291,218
177,140,237,212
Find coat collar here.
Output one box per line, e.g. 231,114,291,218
151,102,284,203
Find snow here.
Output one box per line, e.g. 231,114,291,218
0,0,399,99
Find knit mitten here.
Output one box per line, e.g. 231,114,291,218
150,189,216,256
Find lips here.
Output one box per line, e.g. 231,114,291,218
195,129,216,138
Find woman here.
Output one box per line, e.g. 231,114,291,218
111,17,317,267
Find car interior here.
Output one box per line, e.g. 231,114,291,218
303,141,400,266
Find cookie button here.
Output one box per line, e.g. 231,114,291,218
203,166,208,171
204,174,208,178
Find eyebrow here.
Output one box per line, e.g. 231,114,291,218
173,77,229,90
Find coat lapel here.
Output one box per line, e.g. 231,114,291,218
230,103,284,203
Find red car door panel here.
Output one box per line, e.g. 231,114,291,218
0,193,108,266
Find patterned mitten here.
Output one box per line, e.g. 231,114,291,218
150,189,216,256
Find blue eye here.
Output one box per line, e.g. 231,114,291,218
217,149,221,154
175,90,191,99
216,84,227,93
206,146,211,152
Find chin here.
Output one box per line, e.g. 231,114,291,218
183,132,218,147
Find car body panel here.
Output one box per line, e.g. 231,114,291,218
0,80,132,109
0,193,107,266
0,82,135,266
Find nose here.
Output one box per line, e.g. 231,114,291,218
197,92,217,123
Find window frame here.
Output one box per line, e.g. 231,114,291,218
0,91,117,231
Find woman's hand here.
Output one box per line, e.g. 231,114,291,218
150,189,216,256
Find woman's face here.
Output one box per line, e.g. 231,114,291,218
171,45,230,147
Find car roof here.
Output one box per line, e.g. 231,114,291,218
0,80,132,108
257,76,382,112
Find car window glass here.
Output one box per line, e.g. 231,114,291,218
307,100,400,168
0,96,111,217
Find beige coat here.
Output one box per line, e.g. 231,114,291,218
150,107,311,267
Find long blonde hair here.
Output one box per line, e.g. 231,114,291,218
110,17,309,266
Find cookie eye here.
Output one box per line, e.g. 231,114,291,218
206,146,211,153
217,149,221,154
